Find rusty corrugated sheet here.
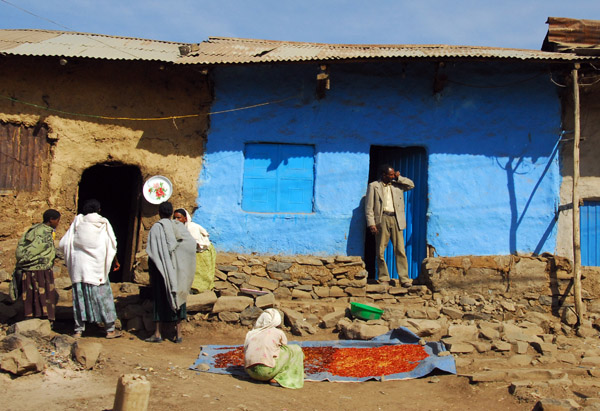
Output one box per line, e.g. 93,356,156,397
544,17,600,54
0,123,48,191
0,29,185,62
177,36,592,65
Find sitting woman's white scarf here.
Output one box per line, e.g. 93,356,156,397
244,309,286,368
180,208,210,251
59,213,117,286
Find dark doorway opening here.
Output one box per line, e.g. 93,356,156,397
364,146,428,281
78,163,142,282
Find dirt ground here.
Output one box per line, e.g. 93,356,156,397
0,321,529,411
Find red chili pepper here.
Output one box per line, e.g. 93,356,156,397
212,344,428,377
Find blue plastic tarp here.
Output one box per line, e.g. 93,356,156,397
190,327,456,382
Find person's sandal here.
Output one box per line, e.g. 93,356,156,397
173,337,183,344
145,335,163,343
106,331,122,339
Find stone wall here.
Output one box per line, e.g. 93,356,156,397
121,252,600,333
3,252,599,341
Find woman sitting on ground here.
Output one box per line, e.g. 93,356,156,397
59,199,121,339
244,308,304,389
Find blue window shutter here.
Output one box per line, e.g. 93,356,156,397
242,143,314,212
582,201,600,266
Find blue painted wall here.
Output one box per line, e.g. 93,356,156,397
194,61,561,257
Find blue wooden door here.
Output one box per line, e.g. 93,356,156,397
581,201,600,266
369,147,427,280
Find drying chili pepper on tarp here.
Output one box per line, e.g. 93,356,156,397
191,327,456,382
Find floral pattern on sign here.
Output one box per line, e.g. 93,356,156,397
148,182,168,200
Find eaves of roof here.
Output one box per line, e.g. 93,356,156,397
0,29,185,62
177,36,595,65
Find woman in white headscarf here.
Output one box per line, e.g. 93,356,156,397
173,208,216,293
244,308,304,389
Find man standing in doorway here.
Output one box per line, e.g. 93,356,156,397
365,164,415,286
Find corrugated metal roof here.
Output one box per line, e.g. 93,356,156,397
177,36,593,65
1,29,596,65
0,29,185,62
543,17,600,54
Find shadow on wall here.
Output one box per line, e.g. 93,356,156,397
502,138,561,254
346,197,367,257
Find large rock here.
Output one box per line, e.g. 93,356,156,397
441,306,463,320
240,306,263,326
502,323,543,344
405,319,442,337
51,334,76,356
479,325,500,340
1,345,45,375
187,291,218,312
291,289,312,300
340,321,389,340
281,307,316,336
9,318,52,338
1,334,35,353
248,276,279,291
255,293,275,309
72,341,102,370
510,257,547,292
532,398,580,411
273,287,292,300
448,324,478,341
211,296,253,313
218,311,240,323
321,309,347,328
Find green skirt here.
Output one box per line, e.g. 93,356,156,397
191,244,216,293
246,344,304,389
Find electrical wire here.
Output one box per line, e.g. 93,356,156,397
1,0,143,59
0,93,300,121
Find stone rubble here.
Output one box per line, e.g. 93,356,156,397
0,319,103,376
1,252,600,407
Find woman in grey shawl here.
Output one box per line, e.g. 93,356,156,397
145,201,196,343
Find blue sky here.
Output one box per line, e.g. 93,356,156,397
2,0,600,49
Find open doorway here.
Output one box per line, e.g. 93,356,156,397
77,163,142,282
364,146,428,281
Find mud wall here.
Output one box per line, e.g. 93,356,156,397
556,76,600,260
0,55,210,269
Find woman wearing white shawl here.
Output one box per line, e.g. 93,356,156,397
145,202,196,343
59,199,121,338
244,308,304,388
173,208,216,293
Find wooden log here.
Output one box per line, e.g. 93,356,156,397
113,374,151,411
572,63,583,326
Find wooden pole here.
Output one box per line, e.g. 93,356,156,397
572,63,583,326
113,374,151,411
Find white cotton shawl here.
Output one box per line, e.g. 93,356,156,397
244,309,286,368
180,208,210,251
59,213,117,286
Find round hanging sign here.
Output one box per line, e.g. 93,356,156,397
143,175,173,204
